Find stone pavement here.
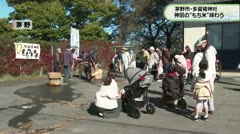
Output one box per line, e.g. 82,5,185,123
0,72,239,134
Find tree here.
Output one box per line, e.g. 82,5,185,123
4,0,69,41
3,0,120,41
80,21,108,41
0,19,12,37
117,0,183,49
60,0,120,41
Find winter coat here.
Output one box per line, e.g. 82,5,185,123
206,46,217,75
192,72,212,100
148,52,159,69
162,73,180,100
95,79,119,110
63,49,73,66
122,51,131,69
162,50,171,64
192,52,203,77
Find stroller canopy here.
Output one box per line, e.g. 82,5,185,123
126,68,151,85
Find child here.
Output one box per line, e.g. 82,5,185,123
191,61,213,121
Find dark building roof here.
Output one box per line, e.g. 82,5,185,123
172,0,240,4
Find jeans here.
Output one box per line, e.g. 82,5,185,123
209,74,216,111
163,64,170,74
64,66,71,82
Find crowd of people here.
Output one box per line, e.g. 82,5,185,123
52,40,218,121
53,45,98,83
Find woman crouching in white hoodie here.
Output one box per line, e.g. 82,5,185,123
95,72,122,118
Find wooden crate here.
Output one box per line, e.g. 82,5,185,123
49,79,61,86
91,69,103,80
48,72,62,79
48,72,62,86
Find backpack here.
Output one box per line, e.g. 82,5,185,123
171,58,186,75
175,63,186,75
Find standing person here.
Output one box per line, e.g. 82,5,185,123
162,64,180,107
129,50,136,68
196,40,217,114
148,46,159,80
184,45,192,60
156,48,163,82
192,61,212,121
89,48,98,71
53,48,62,72
184,45,192,84
161,46,171,74
63,45,73,83
121,48,131,76
70,49,82,79
141,47,150,70
112,51,123,73
78,51,89,79
191,47,203,86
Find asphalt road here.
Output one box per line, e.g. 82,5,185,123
0,74,240,134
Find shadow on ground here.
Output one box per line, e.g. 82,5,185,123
223,87,240,91
149,97,194,121
218,81,240,86
7,83,83,129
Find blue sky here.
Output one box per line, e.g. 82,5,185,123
0,0,14,18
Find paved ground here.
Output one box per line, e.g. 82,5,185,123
0,72,240,134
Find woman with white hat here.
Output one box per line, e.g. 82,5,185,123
130,50,136,68
196,40,217,114
148,46,159,80
121,47,131,76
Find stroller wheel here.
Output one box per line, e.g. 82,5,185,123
146,104,155,114
177,98,188,109
130,107,141,119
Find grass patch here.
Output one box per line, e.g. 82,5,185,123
0,73,47,82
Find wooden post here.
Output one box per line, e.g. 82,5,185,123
19,65,22,77
40,66,43,77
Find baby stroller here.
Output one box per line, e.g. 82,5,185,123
161,65,188,109
122,68,155,119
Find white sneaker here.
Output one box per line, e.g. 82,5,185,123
156,80,162,82
194,115,199,121
99,113,103,117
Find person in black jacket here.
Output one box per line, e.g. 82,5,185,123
162,65,180,107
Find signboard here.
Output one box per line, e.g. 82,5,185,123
164,4,240,22
70,27,80,58
12,20,32,30
14,42,40,59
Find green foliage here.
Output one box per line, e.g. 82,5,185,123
2,0,120,42
0,19,12,37
80,21,108,41
9,1,69,41
62,0,120,28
